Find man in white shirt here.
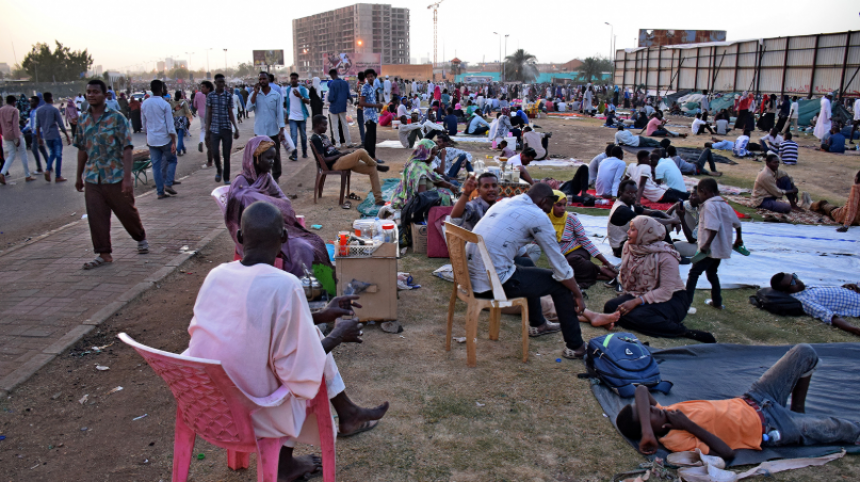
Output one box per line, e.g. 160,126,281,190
595,146,627,198
614,125,661,148
506,147,537,185
186,202,388,481
468,184,588,359
691,113,714,135
383,76,392,104
588,144,613,186
850,97,860,145
140,80,178,198
396,97,409,118
627,150,689,204
522,126,550,160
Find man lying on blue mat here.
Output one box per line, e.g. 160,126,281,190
616,344,860,461
771,272,860,337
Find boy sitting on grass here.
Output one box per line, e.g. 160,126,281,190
615,344,860,461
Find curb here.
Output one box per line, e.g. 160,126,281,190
0,160,315,394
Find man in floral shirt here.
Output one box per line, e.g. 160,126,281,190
74,79,148,270
358,68,383,161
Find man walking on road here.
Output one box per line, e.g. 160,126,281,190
285,72,310,161
141,80,178,199
246,71,286,181
35,92,72,183
0,95,36,184
74,79,149,270
326,68,354,148
206,73,240,184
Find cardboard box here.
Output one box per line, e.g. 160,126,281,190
335,242,398,321
412,224,428,254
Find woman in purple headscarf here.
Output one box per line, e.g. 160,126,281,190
225,136,331,278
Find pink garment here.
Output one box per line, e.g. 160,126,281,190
434,85,441,101
193,91,207,119
185,261,342,443
379,111,394,126
0,105,21,141
645,117,661,136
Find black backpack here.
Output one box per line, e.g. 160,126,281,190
748,288,805,316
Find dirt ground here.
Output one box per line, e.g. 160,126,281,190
2,115,860,482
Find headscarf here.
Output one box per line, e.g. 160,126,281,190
619,216,681,297
548,190,569,241
516,109,528,124
455,103,461,110
312,77,321,91
410,138,436,162
501,107,511,116
224,135,332,278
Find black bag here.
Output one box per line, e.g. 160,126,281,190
399,190,441,246
748,288,805,316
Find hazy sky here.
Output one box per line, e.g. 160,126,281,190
1,0,858,73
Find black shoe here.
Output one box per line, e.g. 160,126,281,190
164,186,177,195
157,194,169,199
215,175,222,182
302,153,308,159
377,165,390,172
679,256,692,265
198,142,203,153
172,180,181,185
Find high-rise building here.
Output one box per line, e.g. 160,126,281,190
293,4,409,76
165,57,175,70
157,61,165,72
94,65,103,76
0,63,11,76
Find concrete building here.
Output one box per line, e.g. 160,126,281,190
0,63,11,77
156,61,165,72
293,3,409,76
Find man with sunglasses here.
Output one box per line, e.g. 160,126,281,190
771,272,860,336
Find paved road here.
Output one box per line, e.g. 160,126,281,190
0,116,257,249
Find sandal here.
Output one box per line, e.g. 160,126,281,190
341,201,352,209
528,321,560,337
561,346,587,359
83,256,111,270
338,420,379,438
347,192,361,201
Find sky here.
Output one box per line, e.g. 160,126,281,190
1,0,858,74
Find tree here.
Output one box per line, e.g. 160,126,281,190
235,62,256,78
168,67,190,81
21,41,93,82
504,49,539,83
577,56,613,84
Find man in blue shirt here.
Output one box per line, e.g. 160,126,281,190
358,69,383,160
772,273,860,336
246,71,286,180
821,125,846,154
326,68,354,148
443,107,458,136
35,92,71,182
466,109,490,135
285,73,310,161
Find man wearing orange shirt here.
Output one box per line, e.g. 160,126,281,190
615,344,860,460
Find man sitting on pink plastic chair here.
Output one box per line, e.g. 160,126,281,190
185,200,389,481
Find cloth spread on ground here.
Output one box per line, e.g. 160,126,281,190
529,158,585,167
449,135,492,143
574,212,860,288
376,139,409,149
723,194,840,226
620,145,737,166
566,190,674,211
357,178,401,217
684,177,750,195
591,343,860,467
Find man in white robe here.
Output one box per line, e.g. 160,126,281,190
814,93,833,141
186,201,388,481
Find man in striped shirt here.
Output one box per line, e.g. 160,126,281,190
778,132,799,165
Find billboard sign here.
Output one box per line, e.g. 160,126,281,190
638,30,726,48
322,52,381,77
253,50,285,67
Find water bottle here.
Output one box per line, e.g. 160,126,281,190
762,429,781,443
372,217,384,243
596,198,610,206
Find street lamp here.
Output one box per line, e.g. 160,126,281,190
605,22,614,60
504,35,509,83
223,49,228,71
493,32,501,83
206,48,213,78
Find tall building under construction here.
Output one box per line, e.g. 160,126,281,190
292,4,410,76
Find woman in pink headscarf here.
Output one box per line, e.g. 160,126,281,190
433,84,441,102
225,136,331,278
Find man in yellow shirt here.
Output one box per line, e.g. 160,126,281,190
615,344,860,460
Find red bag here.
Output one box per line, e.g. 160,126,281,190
427,206,454,258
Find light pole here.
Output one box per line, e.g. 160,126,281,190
605,22,614,60
223,49,228,71
206,48,213,78
493,32,501,83
504,35,509,83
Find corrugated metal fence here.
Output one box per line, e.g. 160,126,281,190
614,31,860,97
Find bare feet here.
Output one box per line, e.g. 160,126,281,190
277,450,322,482
579,310,620,331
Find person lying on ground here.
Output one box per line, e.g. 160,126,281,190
431,134,473,179
663,145,696,175
608,180,682,257
595,146,627,198
617,344,860,460
706,130,763,158
549,190,618,288
751,153,805,214
665,192,700,258
626,150,690,204
759,128,784,153
685,178,742,311
589,144,614,187
771,272,860,336
390,139,458,210
466,109,490,135
821,125,846,153
398,112,424,148
642,112,687,139
227,136,334,278
507,147,537,185
522,126,551,160
615,124,662,148
778,132,799,165
448,173,541,263
497,139,515,158
604,215,715,342
468,183,589,359
310,115,388,207
692,113,715,135
810,170,860,232
186,200,390,481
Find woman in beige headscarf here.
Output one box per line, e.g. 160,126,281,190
603,216,716,342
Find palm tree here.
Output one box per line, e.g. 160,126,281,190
504,49,539,82
577,56,613,83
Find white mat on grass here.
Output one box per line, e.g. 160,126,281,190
573,213,860,290
451,136,492,143
376,140,407,149
531,159,586,167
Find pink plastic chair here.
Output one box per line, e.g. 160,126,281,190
118,333,336,482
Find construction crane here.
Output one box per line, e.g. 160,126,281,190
427,0,444,69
